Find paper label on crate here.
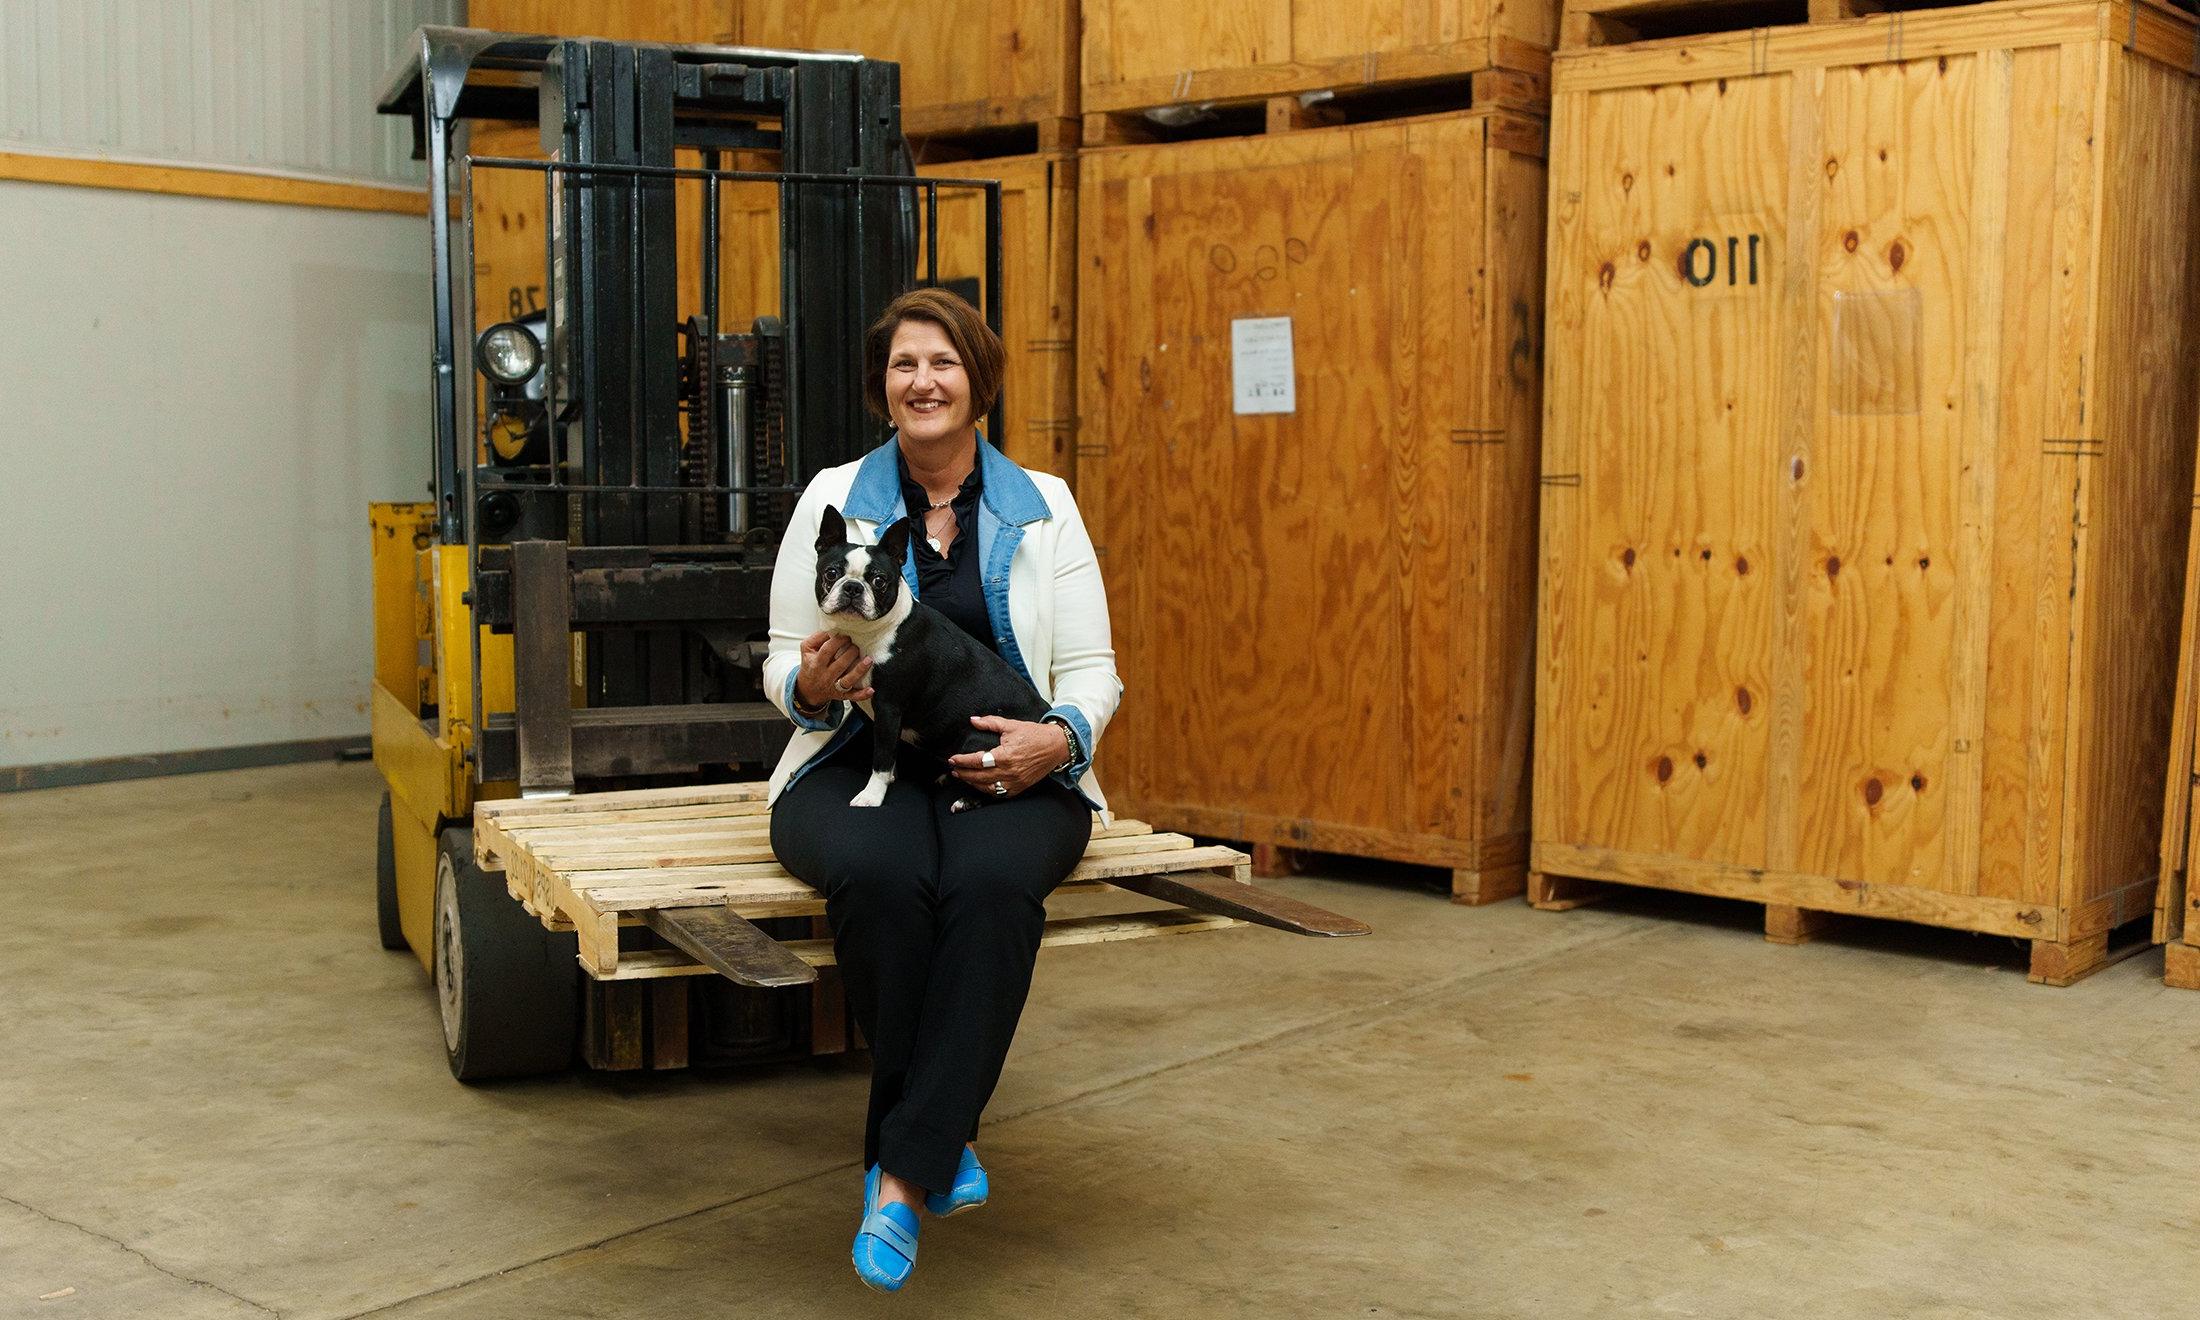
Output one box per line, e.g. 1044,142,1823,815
1231,317,1296,415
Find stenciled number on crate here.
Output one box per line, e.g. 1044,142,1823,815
1680,234,1764,289
507,285,544,319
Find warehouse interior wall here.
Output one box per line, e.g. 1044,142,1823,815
0,179,431,773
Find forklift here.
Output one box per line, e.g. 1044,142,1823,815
369,27,1365,1084
369,26,1012,1080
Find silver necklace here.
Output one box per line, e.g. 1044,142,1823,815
921,496,955,554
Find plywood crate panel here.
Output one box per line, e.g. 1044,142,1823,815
1534,0,2200,982
1081,0,1557,120
733,0,1079,142
2153,426,2200,988
709,153,1080,483
468,1,735,42
1078,111,1548,902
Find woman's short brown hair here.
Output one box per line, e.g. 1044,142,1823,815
863,288,1005,423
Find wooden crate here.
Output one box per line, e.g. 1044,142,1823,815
467,0,735,42
1080,0,1556,141
711,152,1080,484
1077,110,1548,903
1561,0,2193,51
733,0,1080,152
2154,435,2200,989
1533,0,2200,983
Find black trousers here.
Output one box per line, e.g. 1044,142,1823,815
771,737,1091,1192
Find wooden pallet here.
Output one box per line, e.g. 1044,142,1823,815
1081,0,1556,133
476,782,1366,981
1561,0,2193,48
907,116,1081,166
1531,871,2147,985
1081,66,1547,147
1137,811,1528,908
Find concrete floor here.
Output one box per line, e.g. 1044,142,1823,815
2,760,2194,1319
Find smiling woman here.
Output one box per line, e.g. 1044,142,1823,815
758,287,1122,1292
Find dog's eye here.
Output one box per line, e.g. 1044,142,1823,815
822,566,841,582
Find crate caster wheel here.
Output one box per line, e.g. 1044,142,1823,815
434,825,580,1082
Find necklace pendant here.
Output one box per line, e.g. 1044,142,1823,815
926,536,944,554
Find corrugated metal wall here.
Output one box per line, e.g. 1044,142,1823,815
0,0,462,186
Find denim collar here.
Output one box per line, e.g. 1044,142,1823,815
842,433,1051,529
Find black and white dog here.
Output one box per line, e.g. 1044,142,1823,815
813,505,1052,809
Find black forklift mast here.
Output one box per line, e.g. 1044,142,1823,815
377,27,1003,797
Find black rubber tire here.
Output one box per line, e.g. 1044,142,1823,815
433,825,580,1083
376,791,408,951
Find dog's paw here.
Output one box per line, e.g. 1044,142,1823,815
848,770,893,808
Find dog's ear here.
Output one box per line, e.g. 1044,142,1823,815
876,516,915,567
815,504,848,553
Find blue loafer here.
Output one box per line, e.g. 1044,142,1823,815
853,1165,920,1292
923,1145,989,1217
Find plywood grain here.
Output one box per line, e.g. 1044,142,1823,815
1082,0,1556,117
735,0,1077,136
1080,111,1545,868
1538,5,2200,951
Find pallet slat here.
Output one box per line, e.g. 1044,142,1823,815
598,910,1246,980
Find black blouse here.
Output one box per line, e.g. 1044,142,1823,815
896,453,996,651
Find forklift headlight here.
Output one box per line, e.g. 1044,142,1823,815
474,322,542,385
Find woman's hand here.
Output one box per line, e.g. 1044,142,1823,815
948,716,1070,799
795,631,874,709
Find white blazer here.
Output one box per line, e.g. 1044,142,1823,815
763,436,1122,819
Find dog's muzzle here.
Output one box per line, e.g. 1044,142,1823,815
824,582,873,618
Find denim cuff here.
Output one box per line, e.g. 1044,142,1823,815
784,669,842,733
1043,704,1095,782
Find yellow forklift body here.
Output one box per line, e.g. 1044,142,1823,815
370,502,517,971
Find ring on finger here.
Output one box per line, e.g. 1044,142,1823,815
833,677,852,692
980,750,997,769
992,780,1008,796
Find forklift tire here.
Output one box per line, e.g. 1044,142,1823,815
376,791,407,951
433,825,580,1083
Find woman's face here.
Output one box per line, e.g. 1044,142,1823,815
885,318,973,445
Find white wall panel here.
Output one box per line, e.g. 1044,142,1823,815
0,180,432,767
0,0,462,185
